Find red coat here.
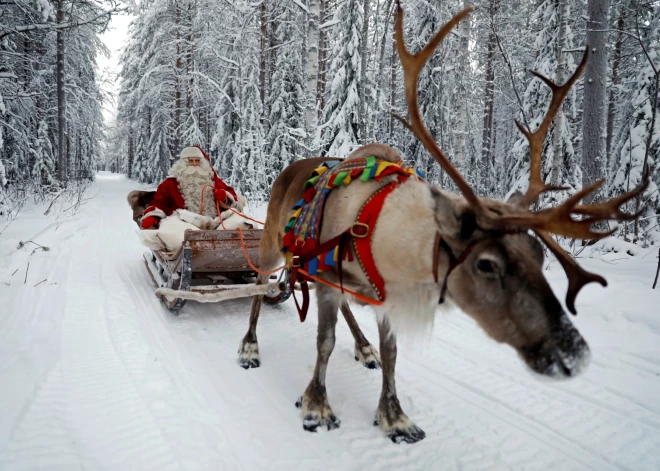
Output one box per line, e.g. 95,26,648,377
143,174,237,221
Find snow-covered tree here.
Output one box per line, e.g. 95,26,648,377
0,0,111,191
109,0,658,244
31,120,56,185
506,0,583,205
266,3,307,182
609,6,660,242
316,0,364,156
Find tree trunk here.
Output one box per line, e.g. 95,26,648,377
550,0,568,187
127,130,134,180
259,0,268,106
634,72,658,240
173,2,182,159
477,0,498,188
317,0,327,120
581,0,610,204
307,0,319,136
455,0,471,168
56,0,67,183
186,2,195,115
653,248,660,289
266,7,276,120
388,32,396,139
606,6,625,168
358,0,369,143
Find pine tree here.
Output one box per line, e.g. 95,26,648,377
31,120,56,186
266,3,306,182
317,0,364,156
609,7,660,242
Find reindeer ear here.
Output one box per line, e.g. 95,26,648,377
431,187,466,239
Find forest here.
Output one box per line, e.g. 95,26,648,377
1,0,659,244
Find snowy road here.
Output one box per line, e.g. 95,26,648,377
1,174,660,470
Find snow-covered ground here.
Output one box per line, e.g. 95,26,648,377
1,173,660,470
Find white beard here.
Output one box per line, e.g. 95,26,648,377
169,159,217,216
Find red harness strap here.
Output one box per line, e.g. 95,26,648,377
289,181,401,322
351,181,400,302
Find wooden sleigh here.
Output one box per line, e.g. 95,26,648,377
128,189,290,312
143,228,290,312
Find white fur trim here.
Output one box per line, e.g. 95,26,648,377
143,207,166,219
175,209,218,230
234,194,247,212
156,214,200,251
136,229,166,251
180,147,205,159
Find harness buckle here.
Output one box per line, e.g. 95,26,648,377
292,255,301,268
350,222,370,238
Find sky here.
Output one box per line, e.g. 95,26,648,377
97,11,134,125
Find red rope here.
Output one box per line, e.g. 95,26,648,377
199,184,283,275
296,268,384,306
216,199,266,226
236,226,285,276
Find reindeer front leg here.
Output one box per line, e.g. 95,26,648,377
374,317,426,444
295,285,341,432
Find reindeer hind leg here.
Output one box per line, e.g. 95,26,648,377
340,301,381,370
238,224,281,369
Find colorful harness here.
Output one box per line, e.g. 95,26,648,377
282,156,423,321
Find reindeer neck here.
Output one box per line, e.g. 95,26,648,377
371,180,440,285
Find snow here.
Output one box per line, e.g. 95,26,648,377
1,174,660,469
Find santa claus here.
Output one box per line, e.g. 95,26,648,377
141,146,239,229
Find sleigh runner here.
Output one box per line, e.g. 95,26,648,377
142,224,291,312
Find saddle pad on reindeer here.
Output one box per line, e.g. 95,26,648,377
281,156,421,276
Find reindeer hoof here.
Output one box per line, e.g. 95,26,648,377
303,413,341,432
354,343,381,370
238,341,260,369
297,395,340,432
387,425,426,444
239,358,260,369
374,412,425,444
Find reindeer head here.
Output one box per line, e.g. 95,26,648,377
394,3,649,378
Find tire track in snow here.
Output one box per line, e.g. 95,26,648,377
392,314,657,470
1,179,180,470
0,212,80,460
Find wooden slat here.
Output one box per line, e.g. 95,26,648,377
184,229,262,242
153,229,264,274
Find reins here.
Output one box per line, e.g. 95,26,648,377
199,184,285,276
194,176,487,311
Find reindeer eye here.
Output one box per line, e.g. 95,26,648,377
476,259,497,274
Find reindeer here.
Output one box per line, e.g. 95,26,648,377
238,4,649,444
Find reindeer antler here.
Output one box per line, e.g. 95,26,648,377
535,231,606,315
393,1,481,212
394,4,650,314
515,50,589,207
